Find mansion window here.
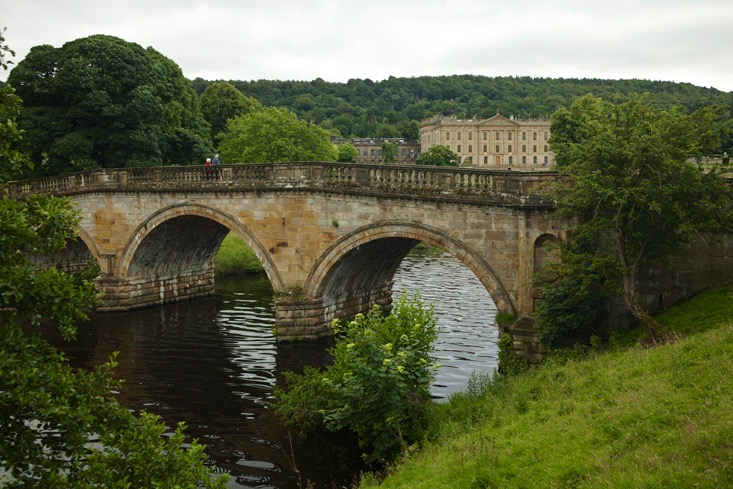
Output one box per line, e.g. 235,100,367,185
468,132,473,140
495,131,500,140
484,156,488,164
458,132,461,140
468,145,472,152
508,132,513,140
522,156,527,164
533,132,538,140
522,132,526,140
544,132,548,140
509,156,513,164
495,144,500,152
508,144,512,153
544,156,549,165
483,131,487,140
522,144,527,152
446,131,450,140
483,144,487,153
533,156,538,164
457,145,462,153
533,145,537,152
544,145,548,152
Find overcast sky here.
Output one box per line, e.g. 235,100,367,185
3,0,733,92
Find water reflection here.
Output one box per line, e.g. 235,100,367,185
392,250,499,400
45,250,498,488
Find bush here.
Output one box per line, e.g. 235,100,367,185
275,294,439,463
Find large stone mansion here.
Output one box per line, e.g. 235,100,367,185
419,113,554,169
334,113,555,170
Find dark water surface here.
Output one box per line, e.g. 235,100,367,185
45,250,498,488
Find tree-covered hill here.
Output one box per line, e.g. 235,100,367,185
192,75,733,150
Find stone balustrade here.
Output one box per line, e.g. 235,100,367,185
8,162,558,208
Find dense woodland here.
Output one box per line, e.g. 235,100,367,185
192,75,733,150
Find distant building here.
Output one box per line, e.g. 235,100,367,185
419,114,555,170
332,137,420,164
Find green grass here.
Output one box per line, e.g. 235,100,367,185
361,285,733,488
214,233,264,276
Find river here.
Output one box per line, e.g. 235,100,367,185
45,247,499,488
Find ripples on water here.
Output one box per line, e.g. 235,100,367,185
44,250,498,488
392,250,499,400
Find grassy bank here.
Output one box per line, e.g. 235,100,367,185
214,233,264,276
361,285,733,488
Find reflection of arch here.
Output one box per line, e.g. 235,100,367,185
116,202,283,289
305,221,515,314
533,233,560,275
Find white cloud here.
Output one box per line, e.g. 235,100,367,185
2,0,732,91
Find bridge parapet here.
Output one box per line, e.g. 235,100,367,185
8,162,558,207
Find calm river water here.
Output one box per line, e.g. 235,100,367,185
45,248,498,488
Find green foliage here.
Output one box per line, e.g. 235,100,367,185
548,94,733,336
218,106,337,163
276,294,439,463
497,333,529,376
533,229,620,346
415,144,459,166
495,310,517,327
381,141,398,163
7,34,213,175
0,36,226,487
214,232,264,275
193,75,733,151
199,81,263,142
337,142,359,162
361,285,733,488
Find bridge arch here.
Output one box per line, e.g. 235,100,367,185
304,221,515,317
116,202,284,289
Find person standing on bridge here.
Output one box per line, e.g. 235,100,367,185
212,153,222,181
204,157,212,180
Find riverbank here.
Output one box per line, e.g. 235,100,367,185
360,285,733,488
214,233,264,275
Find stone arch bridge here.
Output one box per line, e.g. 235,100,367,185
10,162,568,358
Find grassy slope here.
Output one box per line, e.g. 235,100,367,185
213,233,264,276
362,285,733,488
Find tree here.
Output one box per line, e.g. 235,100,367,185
218,106,337,163
199,81,263,142
381,141,398,163
416,144,459,166
548,94,733,337
0,32,226,487
7,34,213,175
337,142,359,162
275,295,438,463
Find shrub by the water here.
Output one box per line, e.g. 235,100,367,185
275,294,439,463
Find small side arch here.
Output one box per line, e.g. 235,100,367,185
533,232,561,276
304,221,515,315
116,202,284,289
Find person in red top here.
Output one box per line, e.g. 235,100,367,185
204,157,212,180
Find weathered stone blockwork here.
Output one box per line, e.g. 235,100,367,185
11,163,732,356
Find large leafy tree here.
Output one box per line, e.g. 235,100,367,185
547,94,733,337
337,142,359,162
381,141,398,163
7,34,212,175
199,81,263,142
218,106,337,163
415,144,458,166
0,32,226,487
